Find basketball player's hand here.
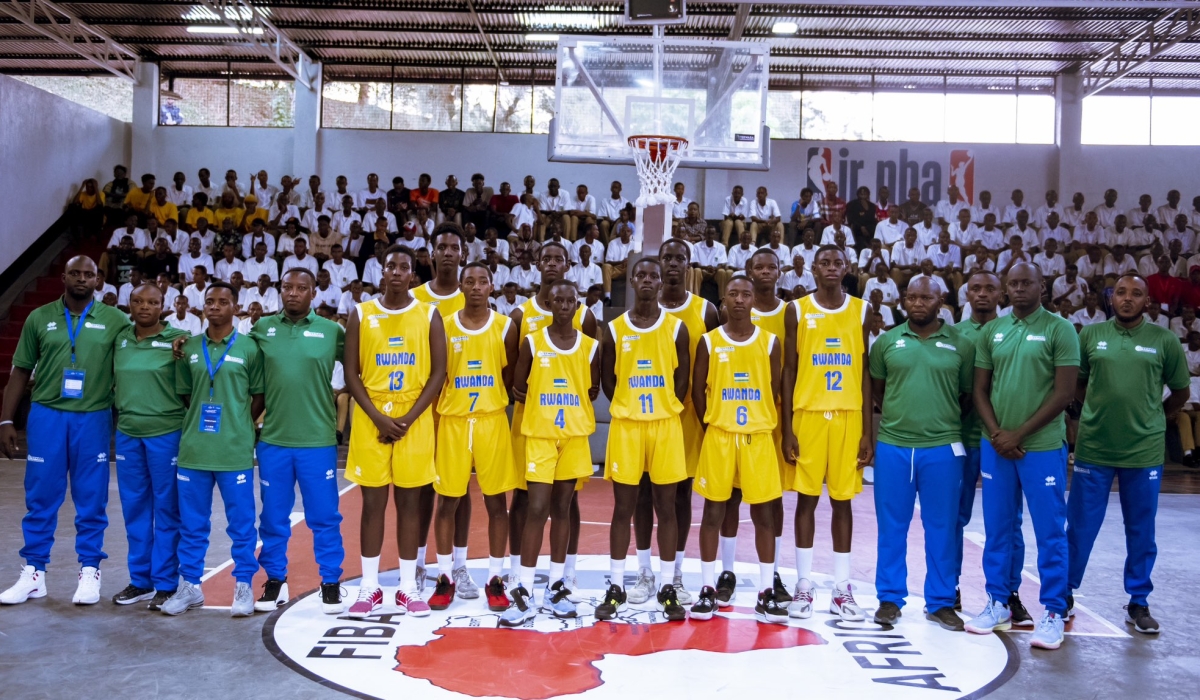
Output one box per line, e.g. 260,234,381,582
990,429,1026,460
371,412,404,443
172,336,187,359
781,432,799,465
393,411,418,440
0,423,20,459
857,435,874,468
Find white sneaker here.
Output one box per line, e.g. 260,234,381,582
789,579,814,619
830,582,865,621
627,567,656,604
231,581,255,617
673,572,693,605
72,566,102,605
562,574,582,603
0,566,47,604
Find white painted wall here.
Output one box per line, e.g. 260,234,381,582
152,126,293,191
1070,146,1200,210
0,74,130,273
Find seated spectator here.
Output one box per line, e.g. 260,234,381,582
483,249,510,290
155,272,180,311
597,181,629,242
244,241,279,286
237,301,264,335
898,186,928,226
819,181,846,230
362,197,398,235
1002,189,1030,228
845,185,878,249
1174,373,1200,466
240,194,268,233
563,184,595,242
510,248,539,297
283,237,319,279
875,205,906,247
179,237,214,284
359,173,386,212
695,224,730,297
947,208,977,246
728,226,756,272
676,201,707,244
1147,253,1184,311
969,213,1005,253
70,177,106,240
867,311,886,351
182,266,210,312
820,210,853,246
213,216,242,257
1032,237,1066,283
1062,191,1087,229
329,175,355,212
584,284,606,320
167,295,204,336
1144,303,1169,329
996,234,1031,277
459,222,485,263
572,223,605,265
1039,211,1071,250
323,244,358,291
671,182,691,221
909,259,949,302
309,217,344,262
970,189,1000,225
891,227,926,287
760,225,792,267
387,176,409,220
1171,305,1200,340
749,186,784,245
409,173,439,216
510,224,536,267
1051,264,1089,310
934,184,970,229
875,185,894,222
397,220,428,251
245,273,282,314
312,269,341,314
115,268,144,312
857,239,890,292
413,207,435,238
1165,213,1196,255
1073,211,1106,253
1069,290,1107,330
962,242,995,276
862,262,900,306
1103,244,1139,284
155,217,188,256
148,187,178,227
214,242,244,283
300,191,333,233
911,208,942,248
277,218,308,256
299,174,325,211
332,194,362,235
124,173,155,222
481,226,511,267
793,227,819,272
492,282,527,316
778,255,816,301
1127,194,1156,231
1076,244,1110,289
141,237,179,282
338,278,376,321
1138,240,1166,277
213,192,245,232
464,173,495,232
602,222,635,295
567,244,603,294
229,271,248,307
241,218,275,259
107,213,150,251
788,187,820,246
507,193,538,242
1033,189,1063,229
107,235,141,288
166,171,193,208
720,185,749,245
183,192,214,233
924,230,963,290
190,218,216,255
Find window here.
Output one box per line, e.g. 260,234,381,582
801,91,873,141
766,90,802,139
391,83,460,131
229,79,294,127
462,84,497,132
1150,96,1200,146
1016,94,1055,144
944,93,1016,143
873,92,945,142
495,85,533,133
13,75,133,122
1081,95,1151,145
533,86,555,134
160,76,295,127
321,81,391,130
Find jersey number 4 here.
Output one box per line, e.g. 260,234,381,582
554,409,566,428
825,370,842,391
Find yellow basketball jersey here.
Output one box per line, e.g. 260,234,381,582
438,310,511,416
702,326,778,433
661,292,709,407
516,297,586,339
791,294,867,412
413,282,466,318
356,297,435,404
522,329,597,438
609,311,684,421
750,299,787,341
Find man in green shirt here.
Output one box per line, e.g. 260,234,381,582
252,269,347,615
162,281,264,618
966,262,1079,650
111,283,190,610
869,277,974,631
1069,273,1189,635
0,256,130,606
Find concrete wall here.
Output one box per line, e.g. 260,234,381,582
152,126,294,189
0,74,130,272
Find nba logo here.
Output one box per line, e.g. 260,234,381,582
949,149,975,205
806,147,834,194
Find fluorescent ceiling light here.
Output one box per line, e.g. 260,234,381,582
525,33,560,42
186,25,264,35
525,12,601,30
772,21,799,34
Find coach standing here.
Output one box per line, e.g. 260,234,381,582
966,262,1079,650
1069,274,1188,635
0,256,129,606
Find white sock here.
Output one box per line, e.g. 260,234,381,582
795,547,813,585
720,536,738,572
610,557,626,588
519,565,536,592
760,561,774,591
834,551,851,588
636,548,652,571
360,555,380,590
549,560,565,586
675,557,685,577
773,536,783,572
453,546,467,570
564,553,577,579
488,556,503,579
701,560,717,589
436,553,452,579
417,546,427,567
659,557,675,590
509,553,521,577
399,558,417,592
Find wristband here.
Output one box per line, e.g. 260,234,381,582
0,420,12,427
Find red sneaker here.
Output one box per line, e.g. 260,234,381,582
486,575,509,612
397,588,431,617
428,574,456,611
346,586,382,619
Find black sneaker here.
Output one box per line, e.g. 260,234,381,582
1065,593,1075,620
772,572,791,608
321,582,345,615
954,587,962,611
657,584,686,621
1008,592,1033,628
112,584,155,606
595,583,627,620
926,606,965,631
715,570,737,607
1125,603,1160,634
755,588,788,625
254,578,289,613
874,601,902,626
147,589,173,611
691,585,717,620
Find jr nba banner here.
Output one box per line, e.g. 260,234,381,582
804,146,976,206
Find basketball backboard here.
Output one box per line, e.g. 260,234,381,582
549,35,770,170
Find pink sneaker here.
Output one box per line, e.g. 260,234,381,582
346,586,382,618
396,589,431,617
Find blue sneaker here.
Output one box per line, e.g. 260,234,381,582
541,580,577,619
964,598,1012,634
499,586,536,628
1030,611,1065,649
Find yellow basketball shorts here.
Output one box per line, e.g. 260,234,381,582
434,411,519,497
512,402,588,491
731,416,791,495
347,397,436,489
791,409,864,500
695,426,782,505
679,401,704,479
523,436,594,485
604,417,687,486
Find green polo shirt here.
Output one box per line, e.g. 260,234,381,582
956,317,989,447
113,324,191,437
175,329,264,471
1076,318,1189,468
13,298,130,412
870,321,974,448
975,306,1080,452
252,311,345,448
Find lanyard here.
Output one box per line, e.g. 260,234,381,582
64,299,94,366
201,329,238,399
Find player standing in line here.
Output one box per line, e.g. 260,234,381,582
251,269,347,614
507,242,597,597
869,277,975,631
500,279,600,626
0,256,128,606
965,262,1078,650
1069,273,1189,634
781,245,874,621
689,277,786,624
956,272,1030,623
596,258,690,622
412,223,470,597
342,245,447,618
164,282,263,617
428,263,520,613
108,282,189,609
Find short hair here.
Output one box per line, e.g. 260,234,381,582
142,173,155,183
251,217,266,227
131,282,162,299
282,267,317,285
587,284,605,294
192,264,208,275
815,244,846,260
660,238,691,261
384,244,416,265
632,257,662,274
471,173,484,181
204,280,237,299
460,261,492,281
539,241,570,261
317,214,330,223
432,221,464,244
502,281,518,289
749,248,779,265
392,176,403,185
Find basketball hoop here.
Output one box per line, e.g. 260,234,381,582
628,134,688,208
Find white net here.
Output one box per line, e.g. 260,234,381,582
628,135,688,208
